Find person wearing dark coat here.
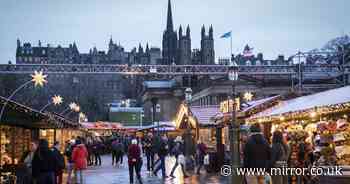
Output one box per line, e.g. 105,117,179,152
143,133,153,172
51,141,65,184
92,141,102,166
128,139,143,184
153,134,169,178
169,136,188,178
243,124,271,184
32,139,56,184
271,131,289,184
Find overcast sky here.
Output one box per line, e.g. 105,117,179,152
0,0,349,64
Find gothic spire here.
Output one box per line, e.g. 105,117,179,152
166,0,174,31
179,25,183,37
109,35,113,46
186,25,190,38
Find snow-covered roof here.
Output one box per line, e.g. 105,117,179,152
242,95,280,113
190,105,221,125
253,86,350,118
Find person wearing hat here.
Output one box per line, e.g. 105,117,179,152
243,123,271,184
72,139,88,184
128,139,143,184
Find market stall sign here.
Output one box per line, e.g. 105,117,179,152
220,98,240,113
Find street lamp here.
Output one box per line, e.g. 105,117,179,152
156,103,161,133
184,87,193,157
40,95,63,112
140,109,144,128
228,61,241,184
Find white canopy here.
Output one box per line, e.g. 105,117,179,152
253,86,350,118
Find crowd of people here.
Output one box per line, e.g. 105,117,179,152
15,131,209,184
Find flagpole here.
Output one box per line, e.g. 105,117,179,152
230,32,233,57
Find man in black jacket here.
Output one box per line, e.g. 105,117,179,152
52,141,65,184
32,139,56,184
243,123,271,184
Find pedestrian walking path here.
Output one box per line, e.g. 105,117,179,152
79,154,228,184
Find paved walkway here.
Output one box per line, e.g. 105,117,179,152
68,154,229,184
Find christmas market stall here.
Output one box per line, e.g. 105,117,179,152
247,86,350,184
136,121,177,137
0,96,79,174
80,121,124,136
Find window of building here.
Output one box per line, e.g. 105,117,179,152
42,50,46,55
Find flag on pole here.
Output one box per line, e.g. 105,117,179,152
220,31,232,38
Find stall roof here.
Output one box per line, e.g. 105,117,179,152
241,95,280,113
251,86,350,119
190,105,221,126
81,121,123,130
0,96,78,129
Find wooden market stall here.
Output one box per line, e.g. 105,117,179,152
0,96,80,174
247,86,350,184
136,122,178,138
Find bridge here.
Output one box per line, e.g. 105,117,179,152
0,64,348,77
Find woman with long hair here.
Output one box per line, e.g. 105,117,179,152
271,130,289,184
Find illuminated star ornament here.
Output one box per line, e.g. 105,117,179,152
31,70,47,87
52,95,63,105
69,102,77,110
79,112,86,119
244,92,254,102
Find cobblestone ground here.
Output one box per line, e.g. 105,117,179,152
65,154,229,184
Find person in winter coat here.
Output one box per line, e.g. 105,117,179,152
17,140,38,184
112,139,124,166
169,136,188,178
128,139,143,184
243,123,271,184
32,139,56,184
51,141,65,184
271,131,289,184
153,134,169,178
196,140,207,175
64,140,75,184
72,139,88,184
92,141,102,166
143,133,153,172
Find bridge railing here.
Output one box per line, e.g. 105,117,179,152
0,64,348,75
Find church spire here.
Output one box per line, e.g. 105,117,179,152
166,0,174,31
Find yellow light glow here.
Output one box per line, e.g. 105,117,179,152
244,92,253,102
79,112,86,119
31,70,47,87
52,95,63,105
310,111,317,118
74,105,80,112
279,116,285,121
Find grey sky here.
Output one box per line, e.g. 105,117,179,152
0,0,349,64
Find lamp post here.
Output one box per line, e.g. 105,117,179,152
156,103,161,133
40,95,63,112
140,109,144,128
228,61,241,184
184,87,193,157
151,98,158,135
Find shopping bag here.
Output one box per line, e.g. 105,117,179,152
204,154,210,165
178,154,185,165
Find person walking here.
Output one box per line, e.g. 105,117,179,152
169,136,188,178
92,141,102,166
153,134,169,178
51,141,65,184
143,133,153,172
271,130,289,184
128,139,143,184
243,123,271,184
72,139,88,184
32,139,56,184
196,140,207,175
64,140,75,184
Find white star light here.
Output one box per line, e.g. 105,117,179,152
69,102,77,110
244,92,253,102
52,95,63,105
31,71,47,87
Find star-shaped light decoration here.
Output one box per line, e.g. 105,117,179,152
69,102,77,110
243,92,253,102
74,105,80,112
52,95,63,106
31,70,47,87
